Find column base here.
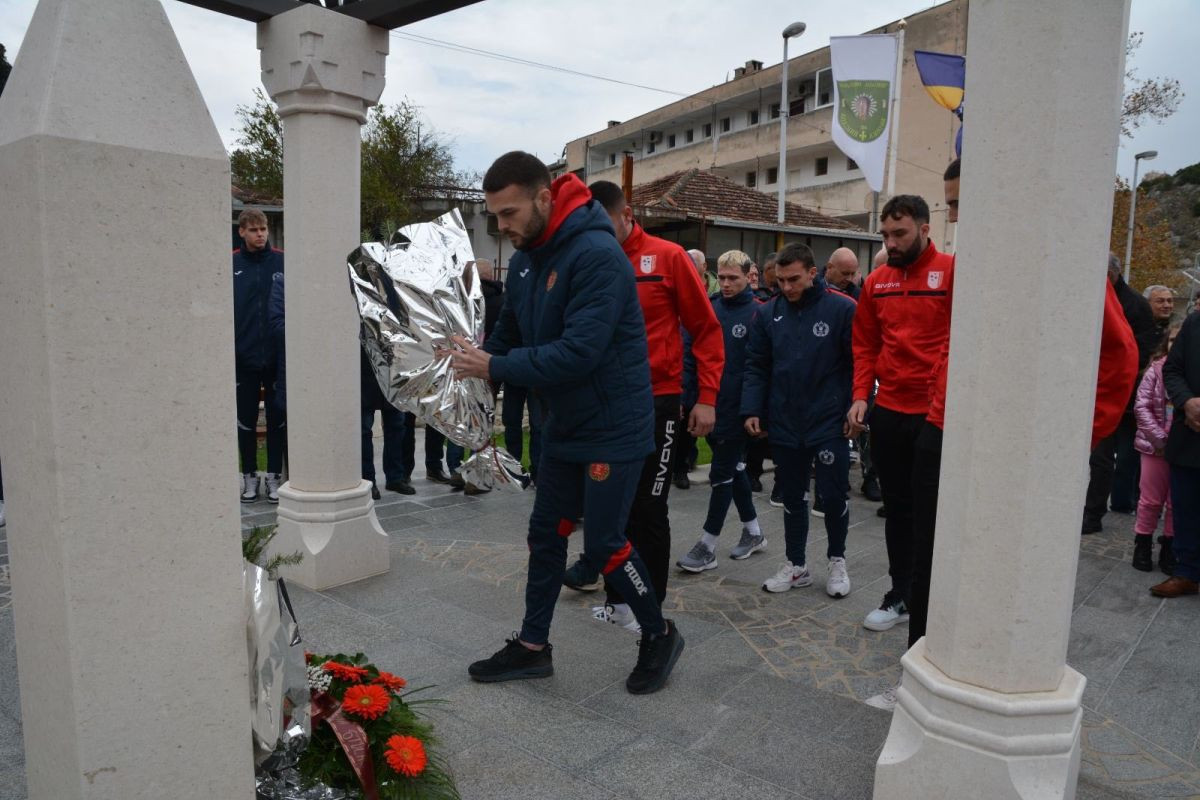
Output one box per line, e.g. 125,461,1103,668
873,639,1085,800
269,480,389,590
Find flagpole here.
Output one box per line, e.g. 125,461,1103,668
885,21,906,198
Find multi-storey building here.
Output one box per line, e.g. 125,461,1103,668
562,0,967,249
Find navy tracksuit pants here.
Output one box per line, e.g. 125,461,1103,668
703,435,757,536
521,454,665,646
772,439,849,567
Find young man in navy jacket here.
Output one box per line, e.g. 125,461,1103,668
233,209,285,503
742,243,856,597
677,250,767,572
448,151,683,695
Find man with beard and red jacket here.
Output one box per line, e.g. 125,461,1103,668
448,151,683,695
864,159,1139,712
558,180,724,634
846,194,955,635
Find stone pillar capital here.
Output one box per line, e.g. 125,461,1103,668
257,3,388,123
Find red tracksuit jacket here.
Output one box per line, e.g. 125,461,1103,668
622,224,723,405
852,241,955,414
925,271,1137,451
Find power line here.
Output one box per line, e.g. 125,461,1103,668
389,30,688,97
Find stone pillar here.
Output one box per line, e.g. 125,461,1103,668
873,1,1130,798
0,1,253,798
257,4,389,590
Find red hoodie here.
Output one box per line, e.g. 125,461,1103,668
925,275,1137,451
530,174,591,248
852,241,955,413
622,223,724,404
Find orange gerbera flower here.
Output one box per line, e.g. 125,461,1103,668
372,671,407,692
384,734,428,777
322,660,369,683
341,684,391,720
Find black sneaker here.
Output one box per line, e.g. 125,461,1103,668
1081,517,1102,535
876,504,888,518
563,557,602,592
370,482,382,501
385,479,416,496
626,620,684,694
1132,536,1153,572
1158,535,1176,575
861,476,882,502
468,636,553,683
750,476,764,493
426,466,451,484
673,474,690,490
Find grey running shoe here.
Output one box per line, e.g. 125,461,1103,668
676,541,717,573
730,529,767,560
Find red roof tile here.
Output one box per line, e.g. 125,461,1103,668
630,169,861,231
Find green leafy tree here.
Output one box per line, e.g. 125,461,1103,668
1122,32,1183,138
229,90,472,239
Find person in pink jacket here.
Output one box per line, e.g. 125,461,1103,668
1133,324,1181,573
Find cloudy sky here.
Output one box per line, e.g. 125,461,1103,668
1,0,1195,184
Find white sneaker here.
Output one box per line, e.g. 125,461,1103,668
264,473,282,504
863,593,909,631
826,557,850,598
865,683,899,711
591,603,641,634
761,561,813,593
241,472,260,503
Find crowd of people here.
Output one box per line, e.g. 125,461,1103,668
226,149,1200,702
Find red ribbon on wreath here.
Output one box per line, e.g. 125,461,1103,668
311,691,381,800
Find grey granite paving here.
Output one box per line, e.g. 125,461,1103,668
1,448,1198,799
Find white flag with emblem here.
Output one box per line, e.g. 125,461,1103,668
829,34,898,193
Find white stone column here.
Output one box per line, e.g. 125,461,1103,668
0,1,254,798
257,4,389,590
873,1,1130,798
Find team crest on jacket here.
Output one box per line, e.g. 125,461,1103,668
927,271,944,289
640,255,655,274
812,321,830,337
588,463,610,482
732,323,747,339
546,270,557,291
818,449,836,465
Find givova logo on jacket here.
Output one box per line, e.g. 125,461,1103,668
813,321,830,337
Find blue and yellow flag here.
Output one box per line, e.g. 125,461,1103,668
914,50,965,155
914,50,965,112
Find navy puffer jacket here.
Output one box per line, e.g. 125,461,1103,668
684,286,760,439
741,276,856,448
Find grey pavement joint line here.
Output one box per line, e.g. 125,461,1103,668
1093,597,1167,712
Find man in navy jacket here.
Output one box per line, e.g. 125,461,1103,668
233,209,285,503
677,250,767,572
448,151,683,695
742,243,856,598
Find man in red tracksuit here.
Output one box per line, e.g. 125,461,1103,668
847,194,955,635
562,180,724,633
865,160,1139,711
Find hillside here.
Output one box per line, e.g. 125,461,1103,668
1141,161,1200,269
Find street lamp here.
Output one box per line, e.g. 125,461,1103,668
1123,149,1158,284
777,21,807,224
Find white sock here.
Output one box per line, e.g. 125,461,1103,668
700,532,719,550
743,518,761,536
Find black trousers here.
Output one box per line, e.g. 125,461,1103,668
869,405,926,601
1084,433,1118,527
236,365,285,474
605,394,679,606
908,422,943,647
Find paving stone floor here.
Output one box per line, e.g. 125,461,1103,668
1,452,1198,799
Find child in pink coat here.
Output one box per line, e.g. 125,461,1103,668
1133,325,1181,573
